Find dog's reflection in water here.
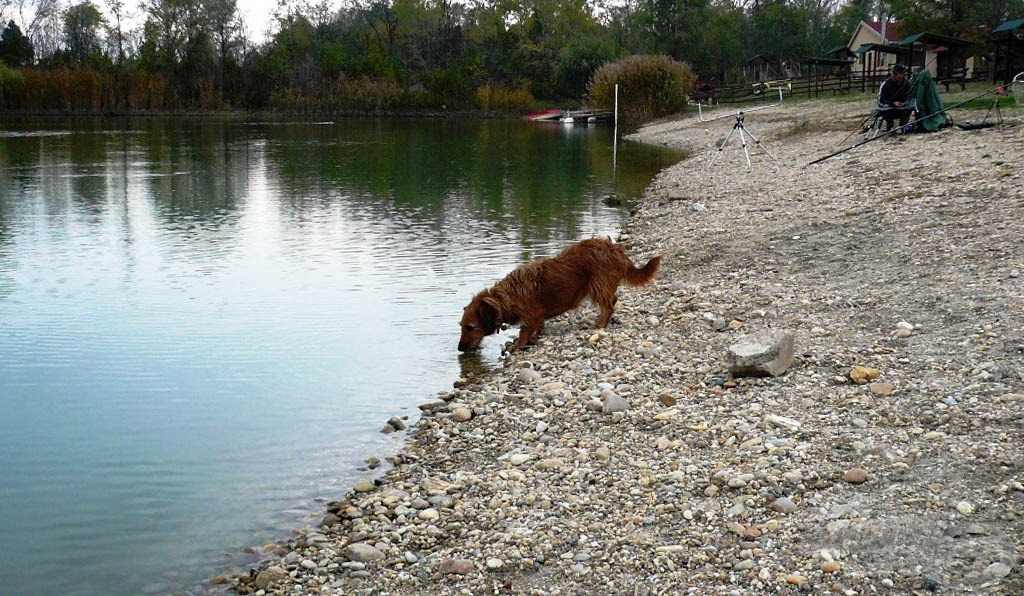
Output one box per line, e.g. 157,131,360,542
456,350,500,385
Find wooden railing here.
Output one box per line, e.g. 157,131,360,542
692,67,929,105
691,66,992,106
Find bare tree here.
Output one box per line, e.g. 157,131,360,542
104,0,124,63
12,0,63,59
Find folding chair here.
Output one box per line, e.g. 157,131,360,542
862,108,885,140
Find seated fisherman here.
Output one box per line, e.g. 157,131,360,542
877,64,913,131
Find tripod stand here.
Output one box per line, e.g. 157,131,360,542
707,111,774,169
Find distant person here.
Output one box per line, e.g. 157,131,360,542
878,64,912,131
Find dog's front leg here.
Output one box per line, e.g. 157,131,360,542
510,322,542,351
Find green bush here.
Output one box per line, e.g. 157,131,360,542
587,55,694,125
425,66,477,108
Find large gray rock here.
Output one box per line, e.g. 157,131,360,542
725,329,795,377
344,542,386,562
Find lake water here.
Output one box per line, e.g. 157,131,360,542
0,116,682,595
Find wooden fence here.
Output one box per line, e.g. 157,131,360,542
694,68,896,105
695,66,992,106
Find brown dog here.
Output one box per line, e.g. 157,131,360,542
458,237,661,352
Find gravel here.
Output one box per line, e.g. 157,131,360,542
231,96,1024,595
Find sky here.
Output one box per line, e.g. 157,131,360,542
238,0,284,43
1,0,295,46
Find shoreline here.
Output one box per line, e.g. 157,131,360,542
231,96,1024,595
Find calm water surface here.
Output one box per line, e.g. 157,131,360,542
0,116,682,595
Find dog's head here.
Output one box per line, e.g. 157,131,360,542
458,291,503,352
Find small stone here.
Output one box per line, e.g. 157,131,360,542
418,508,440,521
728,474,754,488
658,394,677,406
725,329,796,377
509,453,532,465
519,368,543,383
439,558,475,575
387,417,407,431
300,559,318,570
965,523,989,535
786,573,808,586
869,382,894,395
849,366,881,384
822,561,841,574
922,575,944,591
353,480,376,493
983,562,1011,579
602,394,631,413
767,414,801,431
451,407,473,422
956,501,974,515
770,497,798,514
843,467,869,484
254,570,285,590
486,558,503,570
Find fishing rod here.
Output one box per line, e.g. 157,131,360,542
697,87,785,122
808,84,1008,166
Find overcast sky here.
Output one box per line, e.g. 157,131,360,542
238,0,283,43
1,0,307,46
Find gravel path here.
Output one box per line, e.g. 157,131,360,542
231,96,1024,595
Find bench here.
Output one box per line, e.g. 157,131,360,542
938,67,967,92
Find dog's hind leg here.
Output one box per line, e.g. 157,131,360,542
593,293,617,328
589,272,620,328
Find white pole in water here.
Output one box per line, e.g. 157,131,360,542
613,84,619,170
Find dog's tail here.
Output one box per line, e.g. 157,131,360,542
625,255,661,286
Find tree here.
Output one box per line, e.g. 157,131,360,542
104,0,126,64
0,19,34,65
13,0,62,59
63,1,107,66
206,0,241,99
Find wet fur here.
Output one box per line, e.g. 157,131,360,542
458,238,661,352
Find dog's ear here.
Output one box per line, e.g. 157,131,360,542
479,296,504,332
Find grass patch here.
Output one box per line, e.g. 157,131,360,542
954,95,1016,110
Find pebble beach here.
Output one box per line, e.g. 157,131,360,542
231,95,1024,595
